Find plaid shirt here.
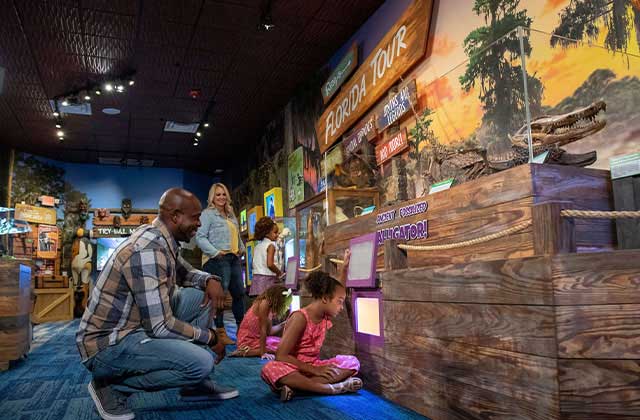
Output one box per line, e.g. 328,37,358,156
76,218,212,362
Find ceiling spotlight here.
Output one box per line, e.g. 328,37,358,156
95,88,102,96
128,79,135,86
55,120,63,129
196,131,202,137
58,137,64,143
104,83,114,92
61,99,69,106
193,140,199,146
203,122,210,128
84,93,91,101
53,111,60,117
57,130,64,137
116,84,124,92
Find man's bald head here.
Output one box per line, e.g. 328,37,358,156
158,188,203,242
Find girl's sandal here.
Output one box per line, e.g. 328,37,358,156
280,385,294,402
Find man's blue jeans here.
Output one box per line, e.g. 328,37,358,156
84,288,215,393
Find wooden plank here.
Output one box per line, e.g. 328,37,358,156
556,304,640,359
360,330,558,406
316,0,433,153
612,175,640,249
384,300,557,357
531,164,612,206
532,202,576,255
552,250,640,305
381,256,553,305
358,350,559,420
559,359,640,416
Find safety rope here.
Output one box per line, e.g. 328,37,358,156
397,220,532,251
561,210,640,219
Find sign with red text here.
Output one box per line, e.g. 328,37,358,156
376,129,408,165
316,0,433,154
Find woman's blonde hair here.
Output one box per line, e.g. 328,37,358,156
208,183,235,217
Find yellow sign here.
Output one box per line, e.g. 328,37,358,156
14,203,57,225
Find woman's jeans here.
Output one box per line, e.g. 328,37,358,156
203,253,245,328
84,288,215,393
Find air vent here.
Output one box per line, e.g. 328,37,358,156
98,157,155,167
49,99,92,116
164,121,199,133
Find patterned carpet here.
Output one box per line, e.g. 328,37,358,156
0,316,427,420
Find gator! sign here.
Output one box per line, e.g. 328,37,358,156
322,44,358,104
316,0,433,154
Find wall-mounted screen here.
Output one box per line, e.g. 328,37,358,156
96,237,127,271
352,290,384,347
284,257,299,290
346,233,378,288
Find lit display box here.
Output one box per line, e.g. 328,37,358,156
289,294,301,313
245,240,255,285
351,290,384,346
247,205,263,240
346,232,378,288
284,256,299,290
263,187,284,219
239,208,248,233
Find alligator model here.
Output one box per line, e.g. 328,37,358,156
421,101,607,183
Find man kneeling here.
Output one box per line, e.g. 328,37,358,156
76,188,237,420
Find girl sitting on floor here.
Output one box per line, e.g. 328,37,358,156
261,250,362,401
230,285,292,359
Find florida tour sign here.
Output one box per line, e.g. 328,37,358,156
316,0,433,154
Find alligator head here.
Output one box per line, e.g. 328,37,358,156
510,101,606,147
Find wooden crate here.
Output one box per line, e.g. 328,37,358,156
0,260,32,370
32,287,73,323
35,275,69,289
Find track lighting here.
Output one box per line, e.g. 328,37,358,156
57,130,64,137
128,79,135,86
193,139,199,146
116,84,124,92
204,122,210,128
95,88,102,96
55,120,63,129
104,83,114,92
53,110,60,117
196,131,202,137
84,93,91,101
61,99,69,106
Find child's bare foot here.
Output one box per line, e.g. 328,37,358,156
280,385,294,402
329,377,362,394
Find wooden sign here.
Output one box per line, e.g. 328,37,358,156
322,44,359,104
316,0,433,154
14,203,57,225
376,129,408,165
343,116,377,156
38,195,56,207
92,226,138,237
36,225,58,259
376,79,417,132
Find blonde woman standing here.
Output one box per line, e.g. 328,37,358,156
196,183,245,345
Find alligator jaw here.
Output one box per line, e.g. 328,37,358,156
537,119,606,147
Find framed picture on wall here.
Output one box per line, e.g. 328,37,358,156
351,289,384,347
239,208,248,233
247,206,264,239
263,187,283,219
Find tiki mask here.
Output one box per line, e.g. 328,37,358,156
140,215,149,224
121,198,132,220
113,215,122,228
95,208,110,220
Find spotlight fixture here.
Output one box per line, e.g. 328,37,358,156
203,122,210,128
193,140,199,146
61,99,69,106
84,93,91,101
128,79,135,86
196,131,202,137
53,110,60,117
104,83,114,92
94,88,102,96
57,130,64,138
258,1,276,31
116,84,124,92
58,137,64,143
55,120,63,129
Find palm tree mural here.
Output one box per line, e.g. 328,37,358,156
551,0,640,53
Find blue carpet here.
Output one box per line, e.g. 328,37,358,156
0,315,427,420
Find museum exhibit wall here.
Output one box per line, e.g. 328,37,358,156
232,0,640,209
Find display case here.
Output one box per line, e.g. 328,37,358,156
294,187,379,269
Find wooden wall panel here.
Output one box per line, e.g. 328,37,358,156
556,304,640,359
559,360,640,417
552,250,640,306
385,301,557,357
382,256,553,305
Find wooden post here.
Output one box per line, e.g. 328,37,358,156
612,176,640,249
532,201,576,255
321,254,338,278
384,239,408,271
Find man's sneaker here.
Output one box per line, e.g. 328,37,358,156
87,380,134,420
179,379,239,401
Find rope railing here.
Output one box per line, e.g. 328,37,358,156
561,209,640,219
397,220,532,252
298,264,322,273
